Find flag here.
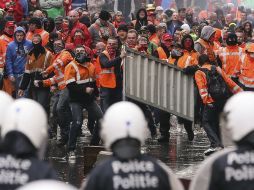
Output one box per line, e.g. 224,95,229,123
161,0,174,10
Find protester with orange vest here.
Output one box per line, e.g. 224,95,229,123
235,43,254,91
153,33,173,61
0,20,14,94
18,34,53,112
64,45,103,159
171,34,199,69
99,37,126,112
93,42,106,88
195,26,217,64
35,39,73,147
195,54,242,156
147,24,160,54
26,17,49,46
217,33,243,78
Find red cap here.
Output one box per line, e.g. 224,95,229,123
5,21,15,28
162,33,173,41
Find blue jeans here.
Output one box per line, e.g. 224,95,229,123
68,101,103,151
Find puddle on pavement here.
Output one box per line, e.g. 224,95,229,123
45,126,210,188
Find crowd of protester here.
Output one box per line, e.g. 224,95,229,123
1,0,254,190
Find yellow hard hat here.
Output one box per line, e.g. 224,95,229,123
146,4,155,11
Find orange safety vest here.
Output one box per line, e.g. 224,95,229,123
196,38,216,62
43,50,73,90
27,29,49,46
238,54,254,88
0,34,14,94
156,47,168,60
92,57,101,88
195,64,242,104
172,50,199,69
65,60,96,85
99,50,116,88
218,46,243,77
149,33,160,47
0,34,13,68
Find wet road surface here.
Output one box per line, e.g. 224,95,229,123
45,124,210,188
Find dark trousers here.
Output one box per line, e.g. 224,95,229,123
178,117,193,134
31,87,50,114
202,104,223,148
159,110,171,137
52,89,72,139
68,101,103,151
100,87,122,112
128,99,156,136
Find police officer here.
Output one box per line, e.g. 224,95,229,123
81,102,184,190
17,180,77,190
190,92,254,190
0,99,57,189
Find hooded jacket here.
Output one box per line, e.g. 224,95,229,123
194,26,216,62
5,26,32,77
132,8,149,32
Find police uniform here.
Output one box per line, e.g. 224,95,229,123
82,155,184,190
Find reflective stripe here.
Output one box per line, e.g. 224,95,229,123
220,52,242,56
232,86,239,92
201,93,208,98
185,56,192,67
40,30,48,38
199,89,207,93
241,54,246,64
222,48,227,70
66,78,75,84
50,78,55,84
58,81,65,86
241,76,254,82
55,74,64,80
25,68,44,73
53,62,59,69
76,78,94,84
216,66,222,74
69,62,81,81
239,78,254,88
43,51,50,69
56,59,64,66
100,69,114,74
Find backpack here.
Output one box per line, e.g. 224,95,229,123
199,66,232,102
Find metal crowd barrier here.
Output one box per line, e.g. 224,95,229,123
123,48,194,122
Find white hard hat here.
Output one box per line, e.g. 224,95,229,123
223,92,254,142
17,180,77,190
1,99,48,157
0,91,13,127
155,6,164,12
181,24,191,34
100,101,149,150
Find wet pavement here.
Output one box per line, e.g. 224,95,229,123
45,121,210,188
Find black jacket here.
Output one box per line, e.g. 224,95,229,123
82,154,184,190
0,131,58,190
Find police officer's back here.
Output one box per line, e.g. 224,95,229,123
0,99,57,190
81,102,184,190
190,92,254,190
